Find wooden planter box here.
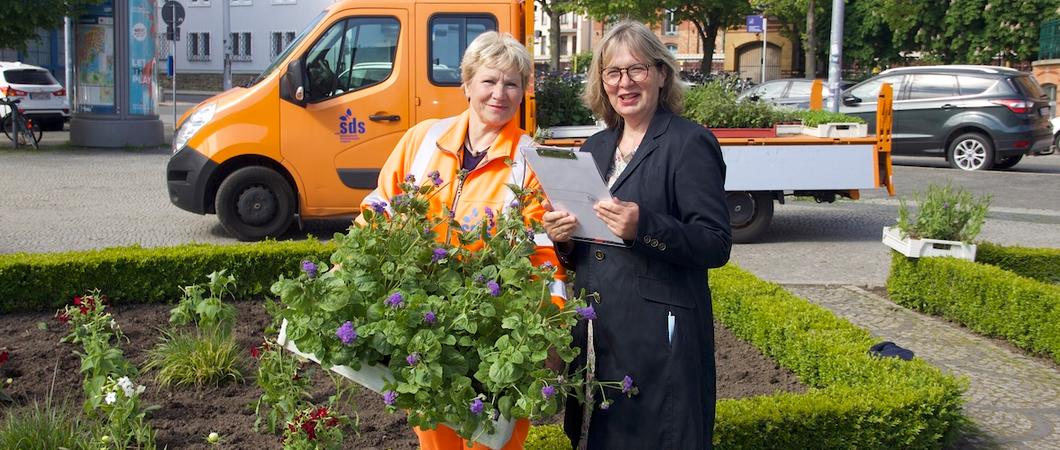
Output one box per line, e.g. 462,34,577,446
709,127,777,138
802,122,868,138
278,320,517,449
882,226,977,261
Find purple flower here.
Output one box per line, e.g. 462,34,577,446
406,352,420,366
432,248,448,263
486,280,501,297
541,385,556,398
469,398,484,415
943,202,950,209
484,207,495,227
428,170,443,186
576,306,596,321
386,292,405,308
423,311,436,324
370,201,387,214
621,375,634,394
404,174,416,183
301,260,318,278
383,390,398,406
540,261,554,270
475,274,486,284
510,199,521,209
336,321,357,345
391,194,406,208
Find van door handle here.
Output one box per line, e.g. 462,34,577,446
940,104,957,110
369,114,401,122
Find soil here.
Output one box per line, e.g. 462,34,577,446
0,300,805,449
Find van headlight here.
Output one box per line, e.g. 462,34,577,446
173,103,217,153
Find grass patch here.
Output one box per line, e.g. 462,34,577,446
0,400,89,449
144,329,246,387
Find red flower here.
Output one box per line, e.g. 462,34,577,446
73,296,82,306
0,351,8,365
325,417,339,428
301,420,317,440
56,312,70,324
250,346,261,359
313,406,328,419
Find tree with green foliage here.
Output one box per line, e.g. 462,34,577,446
0,0,106,53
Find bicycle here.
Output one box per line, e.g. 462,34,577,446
0,97,42,149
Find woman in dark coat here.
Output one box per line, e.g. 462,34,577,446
542,21,731,449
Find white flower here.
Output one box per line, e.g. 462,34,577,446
104,391,117,405
117,376,135,396
110,318,119,331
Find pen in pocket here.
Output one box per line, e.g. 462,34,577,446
667,311,675,345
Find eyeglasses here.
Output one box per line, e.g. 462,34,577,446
602,63,653,86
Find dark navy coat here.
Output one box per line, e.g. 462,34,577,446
561,108,732,449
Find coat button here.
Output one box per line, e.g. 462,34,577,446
659,243,667,251
594,250,605,261
643,235,651,244
650,239,659,247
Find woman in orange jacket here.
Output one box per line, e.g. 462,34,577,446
359,31,567,450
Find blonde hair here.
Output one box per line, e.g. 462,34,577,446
583,21,686,128
461,31,533,90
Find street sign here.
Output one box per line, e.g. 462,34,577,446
746,15,763,33
166,25,181,41
161,1,185,26
167,56,174,76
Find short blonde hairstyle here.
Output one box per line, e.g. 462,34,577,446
583,21,686,128
461,31,533,90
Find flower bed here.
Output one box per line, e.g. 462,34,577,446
888,251,1060,364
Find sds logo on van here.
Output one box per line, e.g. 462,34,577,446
337,109,366,143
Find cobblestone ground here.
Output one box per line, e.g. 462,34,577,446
785,285,1060,450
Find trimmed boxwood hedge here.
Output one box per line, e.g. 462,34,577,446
888,251,1060,364
1,243,965,448
976,242,1060,285
0,241,335,313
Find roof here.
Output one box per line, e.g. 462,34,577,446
878,65,1023,77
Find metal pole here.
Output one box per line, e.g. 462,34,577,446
64,17,72,96
761,16,767,84
222,0,232,90
172,3,177,126
827,0,844,112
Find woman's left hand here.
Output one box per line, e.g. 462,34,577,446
594,197,639,241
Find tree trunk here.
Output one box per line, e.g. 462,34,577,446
550,8,562,71
805,0,817,78
696,21,719,75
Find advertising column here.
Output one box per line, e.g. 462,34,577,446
74,1,116,114
129,0,157,116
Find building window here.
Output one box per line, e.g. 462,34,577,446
663,10,678,36
187,0,210,6
666,43,678,54
230,32,252,62
560,35,569,56
230,0,252,5
270,31,296,60
187,32,211,61
560,13,570,26
271,0,296,4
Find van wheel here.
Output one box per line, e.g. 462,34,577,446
947,133,994,171
727,191,774,244
993,155,1023,170
215,166,295,241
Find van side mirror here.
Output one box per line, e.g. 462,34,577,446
842,94,861,106
280,59,307,107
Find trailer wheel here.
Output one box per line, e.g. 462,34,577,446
727,191,774,244
215,166,296,241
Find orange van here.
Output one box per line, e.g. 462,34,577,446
166,0,535,240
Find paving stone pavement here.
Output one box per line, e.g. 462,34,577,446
784,284,1060,450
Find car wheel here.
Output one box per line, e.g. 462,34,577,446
727,191,774,244
947,133,994,171
993,155,1023,170
1054,132,1059,151
215,166,296,241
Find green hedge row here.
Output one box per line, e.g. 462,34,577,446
888,252,1060,364
710,264,966,449
976,242,1060,285
0,241,335,313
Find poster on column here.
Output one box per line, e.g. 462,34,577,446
76,0,115,114
129,0,157,116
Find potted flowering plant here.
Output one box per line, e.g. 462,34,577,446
883,183,991,260
271,172,614,448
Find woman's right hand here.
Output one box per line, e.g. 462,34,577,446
542,199,579,243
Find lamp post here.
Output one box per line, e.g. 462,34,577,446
826,0,844,112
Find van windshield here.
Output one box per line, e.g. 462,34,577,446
249,10,326,86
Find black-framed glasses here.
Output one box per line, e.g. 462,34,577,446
602,63,653,86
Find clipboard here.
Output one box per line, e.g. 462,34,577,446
520,145,626,246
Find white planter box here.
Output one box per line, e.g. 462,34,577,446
277,320,516,449
882,226,977,261
802,122,868,138
774,123,804,136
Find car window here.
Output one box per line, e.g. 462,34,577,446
429,15,497,86
956,76,995,96
305,17,399,101
754,81,788,99
908,74,958,100
787,80,813,97
847,75,903,102
1012,75,1046,99
3,69,58,85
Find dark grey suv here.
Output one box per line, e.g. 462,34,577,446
840,65,1053,171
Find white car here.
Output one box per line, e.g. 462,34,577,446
0,62,69,131
1052,116,1060,151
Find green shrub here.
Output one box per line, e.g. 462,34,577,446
525,424,570,450
794,109,866,127
888,252,1060,363
0,240,335,313
0,400,89,450
896,183,991,242
976,242,1060,284
144,328,246,387
570,52,592,74
685,81,789,128
711,264,966,449
534,75,595,128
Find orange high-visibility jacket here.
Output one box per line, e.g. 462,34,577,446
359,109,568,450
